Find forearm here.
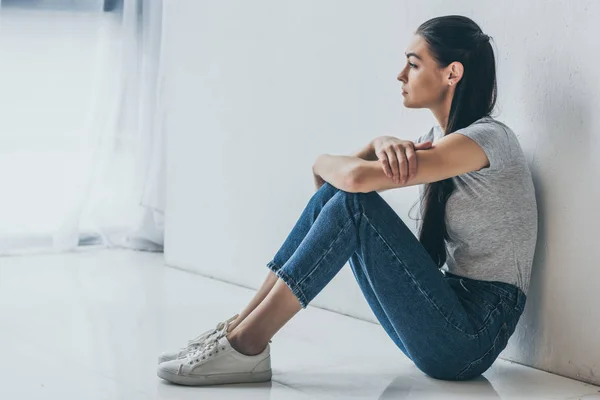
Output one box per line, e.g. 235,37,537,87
352,139,377,161
312,154,363,192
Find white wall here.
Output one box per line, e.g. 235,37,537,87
162,0,600,385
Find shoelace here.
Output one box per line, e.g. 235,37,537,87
185,321,230,365
185,314,239,350
185,325,221,350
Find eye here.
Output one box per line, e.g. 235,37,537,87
408,62,417,69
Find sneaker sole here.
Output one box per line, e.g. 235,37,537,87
157,368,272,386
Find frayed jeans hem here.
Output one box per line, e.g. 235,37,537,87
266,260,309,309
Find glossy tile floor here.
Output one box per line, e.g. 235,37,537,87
1,249,599,399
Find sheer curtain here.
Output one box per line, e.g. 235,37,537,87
0,0,165,256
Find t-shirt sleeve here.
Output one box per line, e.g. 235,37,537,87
416,134,430,144
452,120,510,173
414,127,434,145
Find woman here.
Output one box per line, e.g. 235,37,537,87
157,15,537,385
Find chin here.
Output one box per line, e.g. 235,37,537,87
402,99,417,108
403,98,424,109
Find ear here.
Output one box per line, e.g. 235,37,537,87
447,61,464,86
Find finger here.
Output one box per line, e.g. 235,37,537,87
405,145,417,181
378,152,392,178
396,149,408,184
387,150,400,183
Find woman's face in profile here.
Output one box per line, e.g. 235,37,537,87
397,34,450,109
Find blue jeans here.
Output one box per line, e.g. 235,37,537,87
266,182,526,381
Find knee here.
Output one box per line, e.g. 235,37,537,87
326,190,363,213
312,182,341,204
323,190,385,222
337,189,383,213
318,181,333,191
333,189,373,203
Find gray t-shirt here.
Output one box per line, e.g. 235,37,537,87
416,116,538,295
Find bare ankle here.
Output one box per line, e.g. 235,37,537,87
227,317,241,333
227,330,266,356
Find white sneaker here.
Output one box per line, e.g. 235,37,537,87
157,314,239,364
157,330,272,386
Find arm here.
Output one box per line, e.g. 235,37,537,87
352,139,378,161
312,154,363,192
351,133,490,193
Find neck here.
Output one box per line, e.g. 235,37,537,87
431,90,454,133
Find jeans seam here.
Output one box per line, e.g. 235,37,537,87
296,211,361,287
362,213,482,338
460,279,499,312
465,278,523,311
454,321,509,380
481,282,515,299
515,291,525,312
453,272,517,300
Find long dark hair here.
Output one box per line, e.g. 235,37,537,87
413,16,497,268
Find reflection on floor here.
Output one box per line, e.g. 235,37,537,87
0,249,598,399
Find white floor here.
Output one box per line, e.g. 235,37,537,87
0,249,599,400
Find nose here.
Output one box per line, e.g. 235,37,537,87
397,69,407,83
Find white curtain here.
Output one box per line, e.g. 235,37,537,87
54,0,166,253
0,0,165,256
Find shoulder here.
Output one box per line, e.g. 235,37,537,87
467,115,505,130
451,115,516,172
468,116,515,139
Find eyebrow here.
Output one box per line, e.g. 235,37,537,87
405,52,422,61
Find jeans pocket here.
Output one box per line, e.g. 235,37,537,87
454,321,511,380
459,278,504,314
453,295,524,381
